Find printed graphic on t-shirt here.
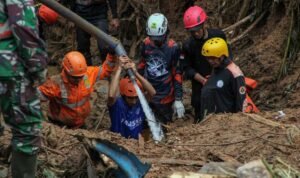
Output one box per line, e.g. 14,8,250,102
121,117,143,130
146,55,168,78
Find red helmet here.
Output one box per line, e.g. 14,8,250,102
62,51,87,77
120,77,143,97
38,5,59,25
183,6,207,29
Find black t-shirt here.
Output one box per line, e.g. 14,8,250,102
74,0,118,21
138,38,183,104
200,58,246,121
182,28,228,108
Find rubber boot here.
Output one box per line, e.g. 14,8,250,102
11,151,37,178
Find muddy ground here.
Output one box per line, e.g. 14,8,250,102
0,0,300,177
1,94,300,177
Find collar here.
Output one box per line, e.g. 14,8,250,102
149,38,168,48
61,71,82,86
191,28,209,43
215,57,232,71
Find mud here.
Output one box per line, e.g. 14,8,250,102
1,106,299,177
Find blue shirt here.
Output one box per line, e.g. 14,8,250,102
108,97,145,139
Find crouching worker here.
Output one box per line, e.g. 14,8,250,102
198,38,247,123
39,51,118,128
108,57,156,139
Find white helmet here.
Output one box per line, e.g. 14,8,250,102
146,13,168,38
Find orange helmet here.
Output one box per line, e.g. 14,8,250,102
38,5,59,25
120,77,143,97
62,51,87,77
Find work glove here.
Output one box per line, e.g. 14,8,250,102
31,69,48,87
173,100,185,118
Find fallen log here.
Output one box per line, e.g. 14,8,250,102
142,158,205,166
229,11,267,44
170,131,269,147
243,113,282,127
223,12,254,32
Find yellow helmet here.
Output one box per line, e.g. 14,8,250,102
202,37,229,58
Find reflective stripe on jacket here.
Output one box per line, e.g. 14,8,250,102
39,55,116,128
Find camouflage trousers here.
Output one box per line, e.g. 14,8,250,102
0,77,43,155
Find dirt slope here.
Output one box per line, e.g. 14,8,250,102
1,109,299,177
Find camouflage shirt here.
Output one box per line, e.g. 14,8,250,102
0,0,48,77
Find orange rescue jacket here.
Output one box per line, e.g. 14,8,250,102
39,54,116,128
244,77,259,113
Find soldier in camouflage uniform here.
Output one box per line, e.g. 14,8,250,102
0,0,48,177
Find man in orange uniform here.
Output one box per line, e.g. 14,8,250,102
39,51,119,128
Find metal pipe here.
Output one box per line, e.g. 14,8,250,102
38,0,127,56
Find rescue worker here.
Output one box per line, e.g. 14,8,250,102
73,0,119,65
199,37,246,121
182,6,231,122
108,57,156,139
39,51,118,128
0,0,49,177
138,13,185,124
